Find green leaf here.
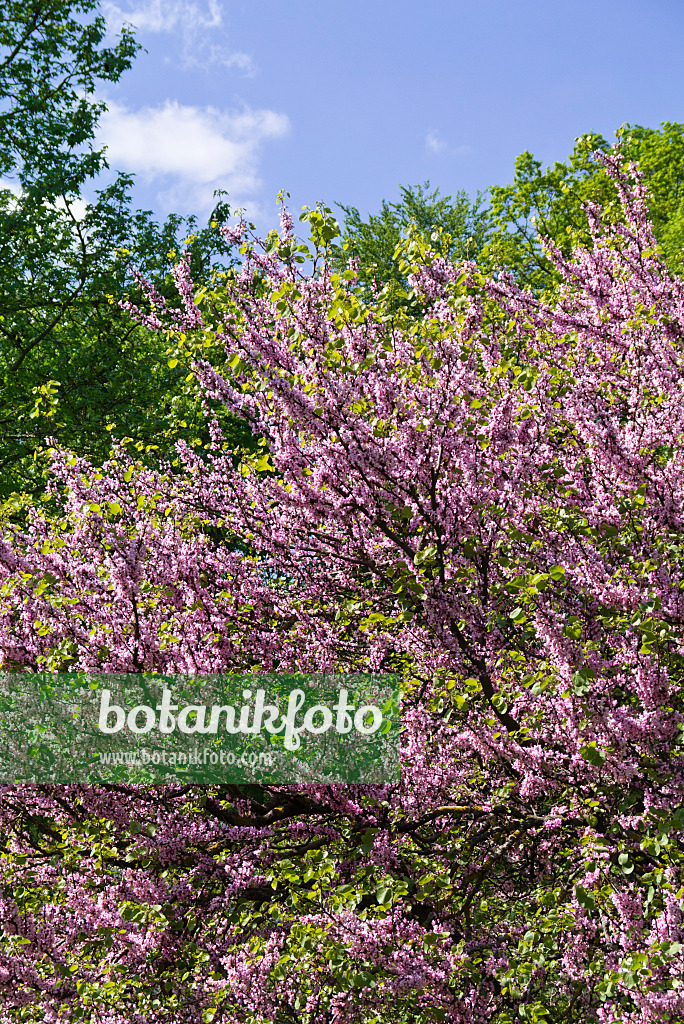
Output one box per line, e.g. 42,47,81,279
376,886,392,906
572,667,594,696
574,884,595,911
580,743,607,767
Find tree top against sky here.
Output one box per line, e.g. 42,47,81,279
0,0,137,198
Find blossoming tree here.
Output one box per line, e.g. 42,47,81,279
1,155,684,1023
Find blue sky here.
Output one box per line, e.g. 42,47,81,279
98,0,684,231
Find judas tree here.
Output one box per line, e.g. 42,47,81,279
1,156,684,1023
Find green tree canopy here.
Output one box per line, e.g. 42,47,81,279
337,182,491,299
0,1,251,502
0,0,137,197
484,122,684,292
0,180,252,501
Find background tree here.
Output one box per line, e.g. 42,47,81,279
337,182,491,301
483,121,684,292
0,180,254,502
0,0,136,197
0,1,251,503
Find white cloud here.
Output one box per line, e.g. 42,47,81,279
0,178,21,197
103,0,254,72
104,0,221,33
424,131,471,159
425,131,447,155
99,100,289,212
54,196,89,222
